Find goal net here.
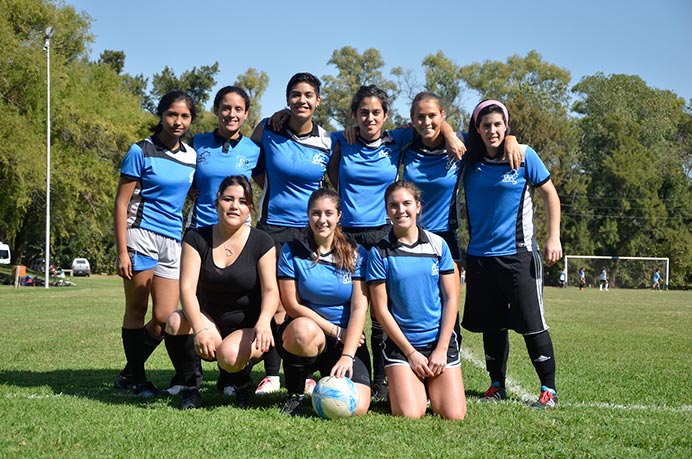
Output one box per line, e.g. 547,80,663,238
564,255,669,290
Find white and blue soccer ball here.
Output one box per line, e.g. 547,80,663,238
311,376,358,419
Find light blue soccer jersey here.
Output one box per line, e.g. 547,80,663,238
366,229,455,347
189,131,260,228
335,128,412,227
254,119,331,227
120,136,196,242
403,140,462,232
278,240,367,328
463,145,550,256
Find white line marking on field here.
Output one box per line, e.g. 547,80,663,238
460,347,692,413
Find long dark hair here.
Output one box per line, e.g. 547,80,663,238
466,99,510,164
150,90,196,134
306,188,356,273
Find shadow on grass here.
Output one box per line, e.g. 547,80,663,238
0,367,393,414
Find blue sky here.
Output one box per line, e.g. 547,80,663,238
65,0,691,119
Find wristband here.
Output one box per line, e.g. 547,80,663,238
341,353,355,360
193,327,208,338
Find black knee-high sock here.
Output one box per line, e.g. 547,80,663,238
122,327,147,383
483,330,509,386
227,364,253,388
523,330,556,390
371,319,386,385
263,347,281,377
282,350,318,395
120,328,162,378
164,333,203,388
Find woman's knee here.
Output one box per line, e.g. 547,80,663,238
282,318,322,354
164,310,187,335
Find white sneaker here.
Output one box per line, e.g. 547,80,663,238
255,376,281,394
304,378,317,396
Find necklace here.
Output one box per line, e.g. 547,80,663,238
217,224,246,257
222,241,233,257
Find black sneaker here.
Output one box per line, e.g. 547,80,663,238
281,394,305,416
479,382,507,402
372,382,389,402
234,382,253,409
114,373,134,390
131,381,165,398
179,388,202,410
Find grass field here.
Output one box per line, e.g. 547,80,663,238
1,276,691,458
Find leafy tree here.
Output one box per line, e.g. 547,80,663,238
234,67,269,135
319,46,399,130
150,63,220,114
422,51,465,130
98,50,125,74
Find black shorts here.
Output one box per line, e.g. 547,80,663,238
462,251,548,335
342,224,392,250
432,229,462,262
382,332,461,368
277,320,372,387
256,222,306,246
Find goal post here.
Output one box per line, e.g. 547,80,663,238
564,255,669,290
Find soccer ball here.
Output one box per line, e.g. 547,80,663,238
311,376,358,419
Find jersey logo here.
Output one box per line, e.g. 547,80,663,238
501,169,519,185
431,260,439,276
312,152,329,167
446,157,458,171
198,150,211,165
236,156,251,169
342,272,352,284
378,148,392,159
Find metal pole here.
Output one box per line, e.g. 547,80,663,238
43,27,53,288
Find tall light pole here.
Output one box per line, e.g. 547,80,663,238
43,26,53,288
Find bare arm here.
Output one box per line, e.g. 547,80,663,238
503,135,523,169
279,279,341,339
536,179,562,266
331,279,369,378
114,177,137,280
428,272,459,376
440,121,466,160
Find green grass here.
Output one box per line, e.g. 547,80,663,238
1,277,691,458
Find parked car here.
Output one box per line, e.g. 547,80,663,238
0,242,10,265
71,258,91,276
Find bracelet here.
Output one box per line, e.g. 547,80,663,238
193,327,208,337
407,348,417,358
341,353,355,360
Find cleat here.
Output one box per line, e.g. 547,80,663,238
179,388,202,410
114,373,134,390
254,376,280,395
479,382,507,402
281,394,305,416
372,382,389,402
131,381,166,398
166,384,185,396
532,386,558,409
234,382,253,409
304,378,317,396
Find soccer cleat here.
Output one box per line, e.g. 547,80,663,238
113,373,134,390
371,382,389,402
532,386,558,409
131,381,165,398
234,382,253,409
179,388,202,410
254,376,281,394
281,394,305,416
304,378,317,396
479,382,507,402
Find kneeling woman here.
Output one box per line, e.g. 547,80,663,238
164,175,279,409
278,189,371,416
367,181,466,420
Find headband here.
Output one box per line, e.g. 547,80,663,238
472,99,509,129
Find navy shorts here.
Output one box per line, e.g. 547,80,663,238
256,222,306,246
462,251,548,334
382,332,461,368
342,224,392,250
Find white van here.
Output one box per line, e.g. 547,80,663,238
0,242,10,265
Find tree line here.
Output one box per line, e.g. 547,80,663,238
2,0,691,287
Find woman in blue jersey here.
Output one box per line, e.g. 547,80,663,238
330,85,465,401
250,72,329,395
277,188,371,416
164,175,279,409
461,99,562,409
367,181,467,420
187,86,260,229
113,90,197,397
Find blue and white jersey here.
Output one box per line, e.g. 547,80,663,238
403,139,462,232
463,145,550,256
335,128,412,227
188,131,260,228
366,229,455,347
254,118,331,227
278,240,367,328
120,136,196,242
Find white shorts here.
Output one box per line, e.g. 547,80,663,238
126,227,181,279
